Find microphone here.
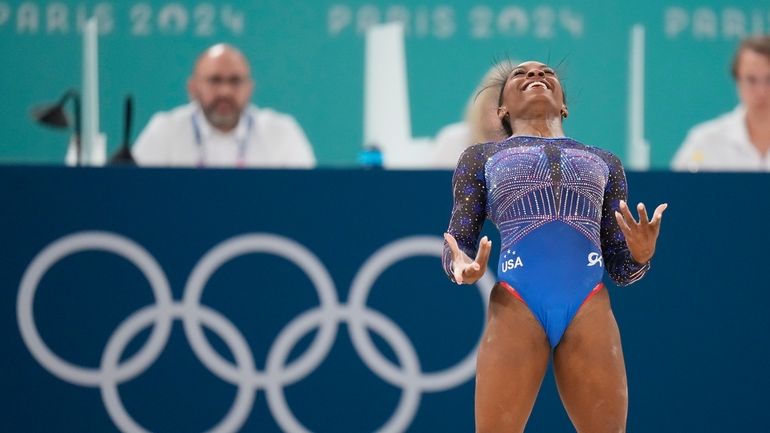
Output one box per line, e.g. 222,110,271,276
110,94,136,165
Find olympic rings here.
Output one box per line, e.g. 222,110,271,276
17,231,494,433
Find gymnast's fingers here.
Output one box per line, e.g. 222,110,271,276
444,232,461,260
475,237,492,269
453,265,465,284
637,202,649,225
650,203,668,225
615,210,632,235
619,200,638,225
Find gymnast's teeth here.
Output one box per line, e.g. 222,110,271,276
526,82,547,90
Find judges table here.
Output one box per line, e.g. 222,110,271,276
1,166,768,432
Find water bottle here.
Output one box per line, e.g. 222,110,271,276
358,144,383,169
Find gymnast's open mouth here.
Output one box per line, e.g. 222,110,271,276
522,80,550,91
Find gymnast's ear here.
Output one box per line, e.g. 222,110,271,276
561,106,569,119
497,106,509,122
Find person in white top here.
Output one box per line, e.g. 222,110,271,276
431,63,517,169
672,35,770,172
133,43,315,168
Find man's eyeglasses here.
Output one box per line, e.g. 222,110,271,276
201,75,250,88
738,74,770,88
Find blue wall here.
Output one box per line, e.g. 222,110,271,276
1,167,769,432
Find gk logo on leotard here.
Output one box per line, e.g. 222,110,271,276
501,250,524,272
587,252,603,267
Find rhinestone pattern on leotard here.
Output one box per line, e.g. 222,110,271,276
442,135,649,286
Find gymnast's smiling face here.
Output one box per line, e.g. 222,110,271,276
497,61,568,127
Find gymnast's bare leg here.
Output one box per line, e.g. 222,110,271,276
553,288,628,433
474,284,551,433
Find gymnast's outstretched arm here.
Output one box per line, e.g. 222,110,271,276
442,144,492,284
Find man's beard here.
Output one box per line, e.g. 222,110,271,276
202,99,242,131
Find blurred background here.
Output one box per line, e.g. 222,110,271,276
0,0,755,167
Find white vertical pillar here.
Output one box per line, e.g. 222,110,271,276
627,24,650,170
81,17,99,165
364,22,412,165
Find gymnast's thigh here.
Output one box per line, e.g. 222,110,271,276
475,284,551,433
552,288,628,433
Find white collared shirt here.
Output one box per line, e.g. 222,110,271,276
133,102,315,168
431,122,471,169
671,105,770,172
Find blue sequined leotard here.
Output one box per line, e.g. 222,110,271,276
442,136,649,348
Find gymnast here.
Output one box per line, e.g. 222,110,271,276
442,60,667,433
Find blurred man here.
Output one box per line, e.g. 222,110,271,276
133,43,315,168
672,35,770,172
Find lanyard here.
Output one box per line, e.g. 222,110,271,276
191,111,254,168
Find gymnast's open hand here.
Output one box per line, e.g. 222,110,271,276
614,200,668,264
444,233,492,284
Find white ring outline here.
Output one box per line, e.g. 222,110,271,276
264,307,422,433
17,232,494,433
16,231,173,386
100,304,256,433
181,234,339,387
347,236,494,391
